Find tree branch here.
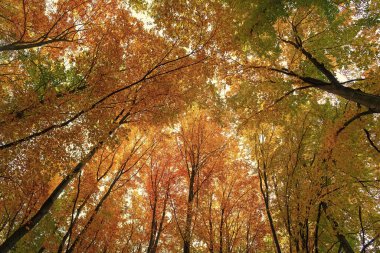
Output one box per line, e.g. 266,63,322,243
336,110,374,136
363,129,380,153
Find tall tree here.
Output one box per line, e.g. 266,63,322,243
0,0,214,251
174,111,226,253
1,0,379,252
228,0,380,112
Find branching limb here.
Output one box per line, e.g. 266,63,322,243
361,234,379,253
363,129,380,153
0,43,207,150
240,84,317,127
336,110,374,136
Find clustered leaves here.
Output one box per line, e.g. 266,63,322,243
0,0,379,252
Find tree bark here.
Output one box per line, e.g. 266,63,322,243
278,36,380,113
0,109,130,252
147,199,158,253
219,208,224,253
321,202,354,253
208,194,214,253
314,203,322,253
258,168,282,253
184,170,196,253
0,38,68,52
316,84,380,113
0,141,102,253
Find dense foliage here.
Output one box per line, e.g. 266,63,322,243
0,0,379,252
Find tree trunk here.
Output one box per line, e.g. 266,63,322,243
219,208,224,253
258,169,282,253
314,203,322,253
316,84,380,113
281,37,380,113
66,170,123,253
321,202,354,253
208,195,214,253
0,39,66,52
0,141,102,252
147,199,158,253
184,170,196,253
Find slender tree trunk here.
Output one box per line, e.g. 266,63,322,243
0,141,103,253
285,193,294,253
263,199,282,253
314,203,322,253
219,208,224,253
304,219,309,253
321,202,354,253
0,108,130,252
67,155,142,253
184,170,196,253
67,141,146,252
148,188,168,253
258,169,282,253
245,215,252,253
152,194,168,253
208,195,214,253
147,200,158,253
57,175,83,253
184,241,191,253
66,172,121,253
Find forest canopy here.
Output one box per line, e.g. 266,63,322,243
0,0,379,252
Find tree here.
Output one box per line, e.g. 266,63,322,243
1,0,379,252
228,0,380,112
240,104,380,252
0,0,214,251
0,0,93,51
173,112,226,253
144,137,175,253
